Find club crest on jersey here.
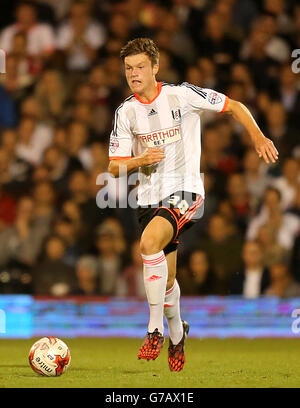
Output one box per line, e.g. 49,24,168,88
208,91,222,105
171,108,181,121
109,137,119,153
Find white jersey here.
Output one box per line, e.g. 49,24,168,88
109,82,228,206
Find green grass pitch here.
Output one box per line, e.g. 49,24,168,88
1,338,300,388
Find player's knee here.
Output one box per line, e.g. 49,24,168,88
140,235,162,255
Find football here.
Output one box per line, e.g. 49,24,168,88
28,337,71,377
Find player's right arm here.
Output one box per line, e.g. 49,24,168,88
108,148,165,177
108,103,164,177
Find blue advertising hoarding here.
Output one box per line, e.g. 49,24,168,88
0,295,299,339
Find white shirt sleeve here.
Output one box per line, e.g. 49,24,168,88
182,82,228,113
56,24,72,49
109,105,132,160
0,25,17,52
86,22,106,49
38,24,55,52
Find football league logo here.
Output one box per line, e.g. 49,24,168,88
208,91,222,105
109,138,119,153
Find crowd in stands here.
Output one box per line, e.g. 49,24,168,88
0,0,300,298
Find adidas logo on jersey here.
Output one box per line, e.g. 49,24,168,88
148,108,157,116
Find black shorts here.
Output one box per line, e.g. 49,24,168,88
137,191,204,255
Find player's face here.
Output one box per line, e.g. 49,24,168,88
124,53,158,94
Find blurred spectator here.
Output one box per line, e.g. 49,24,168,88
162,11,196,64
287,186,300,218
263,101,298,161
185,65,203,87
33,235,76,295
0,131,33,196
67,121,91,170
72,255,99,295
0,77,17,128
264,262,300,298
240,22,279,92
43,145,83,195
157,50,180,84
0,150,17,230
247,187,300,251
34,69,67,123
87,65,114,134
68,170,115,251
225,173,251,233
53,216,81,267
0,44,35,105
0,195,52,268
231,0,258,32
258,14,290,63
243,148,270,211
32,180,56,218
177,249,215,295
290,230,300,283
263,0,293,35
271,158,300,210
199,214,243,294
201,124,228,199
56,0,106,71
197,57,217,89
38,0,72,21
230,241,270,298
0,1,55,58
197,12,239,72
89,142,108,172
257,224,288,268
16,116,53,165
122,240,145,298
230,62,256,105
95,224,124,296
108,12,130,43
276,64,300,127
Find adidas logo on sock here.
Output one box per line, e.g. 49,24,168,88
146,275,162,282
148,108,157,116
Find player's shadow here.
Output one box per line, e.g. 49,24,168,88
0,364,28,368
121,370,145,374
71,367,103,372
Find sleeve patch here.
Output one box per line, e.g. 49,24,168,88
109,137,119,153
208,91,223,105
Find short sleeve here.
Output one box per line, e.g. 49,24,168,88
182,82,228,113
109,106,132,160
86,23,106,49
0,26,16,52
39,25,55,53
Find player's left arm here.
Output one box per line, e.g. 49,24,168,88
224,98,279,164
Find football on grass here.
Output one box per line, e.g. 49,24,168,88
29,337,71,376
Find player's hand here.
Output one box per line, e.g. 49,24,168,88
254,136,279,164
139,147,165,166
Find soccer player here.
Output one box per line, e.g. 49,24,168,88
108,38,278,372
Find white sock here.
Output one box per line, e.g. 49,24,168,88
142,250,168,334
164,280,183,344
